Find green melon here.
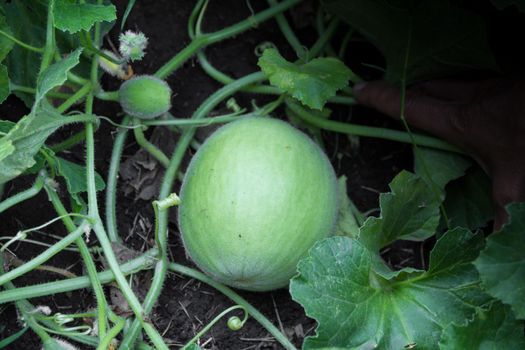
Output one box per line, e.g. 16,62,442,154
178,117,338,291
118,75,171,119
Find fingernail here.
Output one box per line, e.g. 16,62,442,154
353,81,367,94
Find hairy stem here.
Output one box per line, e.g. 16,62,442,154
10,84,71,99
267,0,305,58
0,222,90,286
154,0,301,79
286,99,462,153
132,119,170,167
44,184,109,339
0,175,45,214
0,249,158,304
56,82,93,114
105,117,130,243
84,6,168,348
39,0,55,73
0,29,44,52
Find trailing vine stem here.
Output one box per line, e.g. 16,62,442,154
0,254,54,346
267,0,306,58
56,82,93,114
0,29,44,52
0,249,296,350
96,317,125,350
181,305,248,349
0,326,29,348
0,221,91,286
105,116,131,243
9,84,71,99
83,2,168,348
38,0,55,73
155,0,301,79
43,183,110,340
132,118,170,167
0,174,45,214
0,249,159,304
285,99,463,153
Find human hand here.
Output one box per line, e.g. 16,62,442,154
354,79,525,230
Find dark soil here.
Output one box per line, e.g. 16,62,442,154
5,0,499,349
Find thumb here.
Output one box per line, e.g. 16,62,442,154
354,80,461,143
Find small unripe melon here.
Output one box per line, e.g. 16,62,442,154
118,75,171,119
178,117,338,291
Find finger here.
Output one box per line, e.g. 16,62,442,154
354,80,462,142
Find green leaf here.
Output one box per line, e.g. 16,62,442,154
0,104,83,185
2,0,47,106
439,302,525,349
2,1,113,106
491,0,525,12
324,0,498,82
443,165,494,230
334,176,360,238
53,0,116,33
258,48,351,110
0,13,14,62
290,228,490,350
0,64,9,104
358,170,440,250
414,148,471,192
55,157,105,207
34,48,82,109
474,203,525,319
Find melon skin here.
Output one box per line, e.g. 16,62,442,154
178,117,338,291
118,75,171,119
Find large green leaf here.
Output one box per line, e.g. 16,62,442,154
0,64,8,104
358,170,440,250
0,104,92,185
290,228,490,350
443,166,494,230
258,48,351,110
439,302,525,349
53,0,116,33
2,1,113,106
324,0,498,82
34,48,82,109
474,203,525,319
